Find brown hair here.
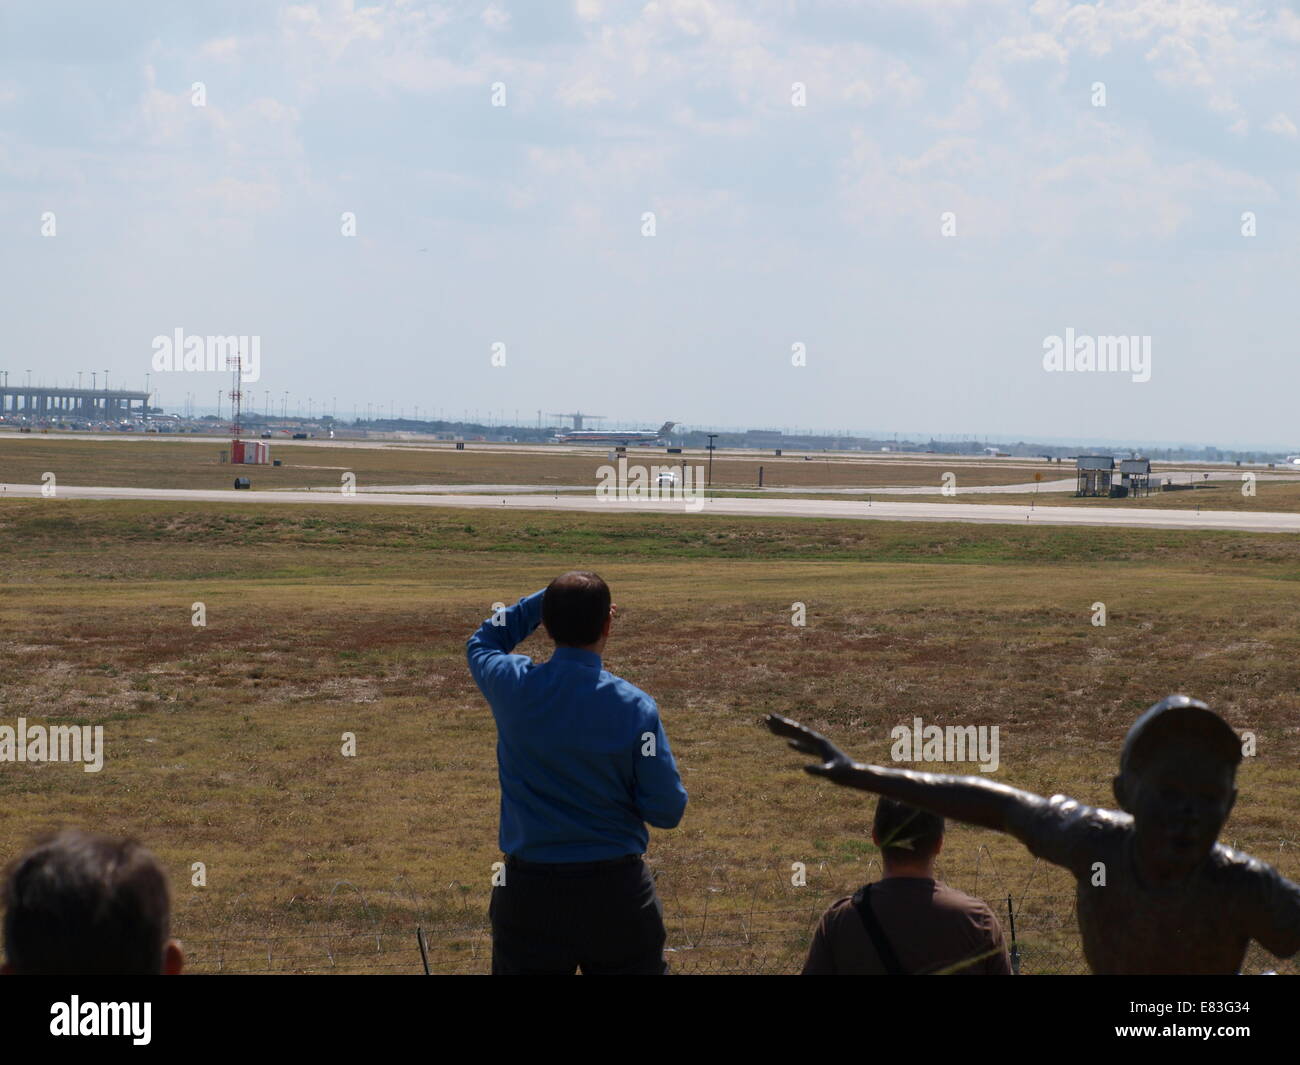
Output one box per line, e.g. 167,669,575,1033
542,571,611,648
3,829,171,974
874,798,944,862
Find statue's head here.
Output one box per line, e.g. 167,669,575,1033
1113,696,1241,871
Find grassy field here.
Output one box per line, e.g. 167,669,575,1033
2,498,1298,974
9,435,1300,518
0,434,1067,492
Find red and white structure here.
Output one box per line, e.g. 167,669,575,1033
231,439,270,464
228,349,269,465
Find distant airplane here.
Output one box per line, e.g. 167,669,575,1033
555,421,676,445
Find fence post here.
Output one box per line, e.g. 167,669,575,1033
1007,895,1021,975
416,925,431,975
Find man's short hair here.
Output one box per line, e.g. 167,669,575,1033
2,829,171,975
542,571,611,648
874,797,944,862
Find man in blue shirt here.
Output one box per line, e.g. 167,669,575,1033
466,570,688,974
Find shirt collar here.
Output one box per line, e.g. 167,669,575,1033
550,646,603,669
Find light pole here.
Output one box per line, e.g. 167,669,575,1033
707,433,718,489
218,390,223,421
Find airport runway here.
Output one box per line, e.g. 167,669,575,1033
352,479,1087,495
4,481,1300,534
352,474,1300,496
6,432,1297,485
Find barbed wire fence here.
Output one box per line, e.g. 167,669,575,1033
179,841,1299,975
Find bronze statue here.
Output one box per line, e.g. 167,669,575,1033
769,696,1300,974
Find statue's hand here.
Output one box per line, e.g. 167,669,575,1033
766,714,855,781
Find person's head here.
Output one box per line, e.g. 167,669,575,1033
542,571,613,652
872,797,944,874
1,829,183,975
1113,695,1240,875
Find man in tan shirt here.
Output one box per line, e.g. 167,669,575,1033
803,797,1011,975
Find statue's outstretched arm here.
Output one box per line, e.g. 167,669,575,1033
767,714,1046,838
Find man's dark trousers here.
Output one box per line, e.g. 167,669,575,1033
490,854,668,974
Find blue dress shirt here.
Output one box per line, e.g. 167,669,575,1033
466,589,688,861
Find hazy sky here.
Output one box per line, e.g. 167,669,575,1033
2,1,1298,446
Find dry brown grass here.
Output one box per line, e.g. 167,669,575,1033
1,498,1297,973
0,434,1064,491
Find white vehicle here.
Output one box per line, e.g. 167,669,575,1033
656,470,679,488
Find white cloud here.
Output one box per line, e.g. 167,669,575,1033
199,36,241,62
196,175,282,213
1277,9,1300,43
556,76,614,108
481,5,510,31
1263,112,1297,138
1145,35,1213,90
842,80,874,106
671,104,756,137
